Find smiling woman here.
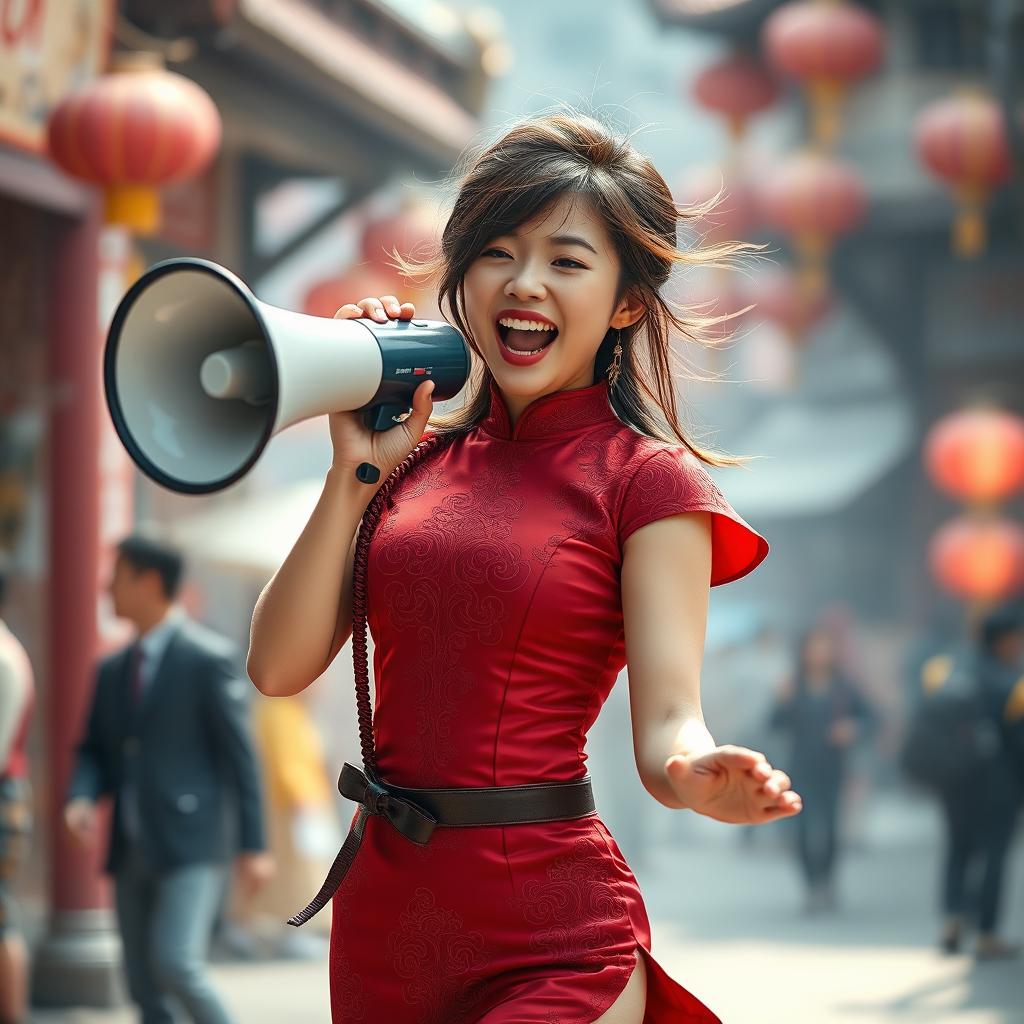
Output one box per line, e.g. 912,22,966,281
395,114,763,457
249,110,786,1024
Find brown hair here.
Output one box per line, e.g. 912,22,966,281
393,110,765,467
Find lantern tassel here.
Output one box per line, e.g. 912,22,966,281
105,185,161,236
952,185,987,259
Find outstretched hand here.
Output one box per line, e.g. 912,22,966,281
665,745,802,825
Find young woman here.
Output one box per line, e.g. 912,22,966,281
247,113,802,1024
769,625,876,916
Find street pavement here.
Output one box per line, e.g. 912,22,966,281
29,788,1024,1024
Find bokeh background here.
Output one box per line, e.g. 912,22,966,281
2,1,1023,1021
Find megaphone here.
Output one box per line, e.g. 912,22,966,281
104,257,469,494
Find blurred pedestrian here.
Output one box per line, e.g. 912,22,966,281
935,605,1023,959
64,534,274,1024
769,624,878,914
244,690,339,959
0,560,33,1024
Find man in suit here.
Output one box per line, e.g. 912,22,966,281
64,534,274,1024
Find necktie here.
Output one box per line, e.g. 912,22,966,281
129,644,146,707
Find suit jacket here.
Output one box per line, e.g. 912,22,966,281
67,615,266,874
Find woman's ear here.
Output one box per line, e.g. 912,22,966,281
610,286,645,330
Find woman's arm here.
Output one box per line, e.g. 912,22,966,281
621,511,715,809
622,511,802,823
246,467,376,697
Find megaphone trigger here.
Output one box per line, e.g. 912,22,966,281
363,403,415,431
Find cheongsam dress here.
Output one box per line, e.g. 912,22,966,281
328,375,769,1023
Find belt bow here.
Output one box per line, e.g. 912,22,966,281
338,762,436,845
287,762,436,928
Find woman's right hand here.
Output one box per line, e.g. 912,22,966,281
329,294,436,486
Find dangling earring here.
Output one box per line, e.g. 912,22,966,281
607,328,623,388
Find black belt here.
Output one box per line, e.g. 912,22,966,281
287,761,596,927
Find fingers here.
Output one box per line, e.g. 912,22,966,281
744,759,801,816
404,379,436,435
759,775,802,817
332,295,417,322
760,768,791,797
759,797,801,820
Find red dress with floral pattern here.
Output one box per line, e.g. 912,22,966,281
328,376,769,1023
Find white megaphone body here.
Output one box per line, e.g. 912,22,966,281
104,257,470,494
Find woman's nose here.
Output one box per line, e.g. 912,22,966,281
505,269,546,301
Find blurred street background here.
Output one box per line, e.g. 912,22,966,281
2,0,1023,1022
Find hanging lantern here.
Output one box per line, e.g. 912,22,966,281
691,52,780,140
302,265,406,319
929,516,1024,602
47,53,221,235
924,408,1024,505
674,163,759,245
913,90,1012,259
757,150,866,297
743,263,832,346
762,0,884,148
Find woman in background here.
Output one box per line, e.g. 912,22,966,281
770,623,877,914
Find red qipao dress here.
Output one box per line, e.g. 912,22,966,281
328,375,769,1024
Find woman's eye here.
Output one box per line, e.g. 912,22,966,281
479,245,585,266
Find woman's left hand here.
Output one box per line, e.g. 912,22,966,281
664,745,802,825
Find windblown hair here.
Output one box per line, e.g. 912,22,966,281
393,110,764,467
348,114,765,773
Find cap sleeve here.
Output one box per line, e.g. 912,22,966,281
618,447,769,586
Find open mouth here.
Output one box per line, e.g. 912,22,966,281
496,318,559,355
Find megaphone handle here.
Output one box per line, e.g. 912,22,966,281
354,401,414,484
363,402,412,432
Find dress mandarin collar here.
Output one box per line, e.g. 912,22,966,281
478,375,619,441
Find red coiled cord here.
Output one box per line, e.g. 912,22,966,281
350,431,454,780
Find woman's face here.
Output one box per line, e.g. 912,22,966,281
461,192,642,405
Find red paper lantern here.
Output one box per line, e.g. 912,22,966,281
47,53,221,235
929,516,1024,601
762,0,884,147
674,164,758,245
757,150,866,296
924,408,1024,504
692,52,780,139
743,264,832,345
913,91,1012,258
302,266,404,319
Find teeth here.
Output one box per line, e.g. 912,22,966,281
497,317,556,332
501,337,550,356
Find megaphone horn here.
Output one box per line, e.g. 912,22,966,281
104,257,469,495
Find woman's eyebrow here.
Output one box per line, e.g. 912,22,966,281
492,231,599,256
548,233,598,255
